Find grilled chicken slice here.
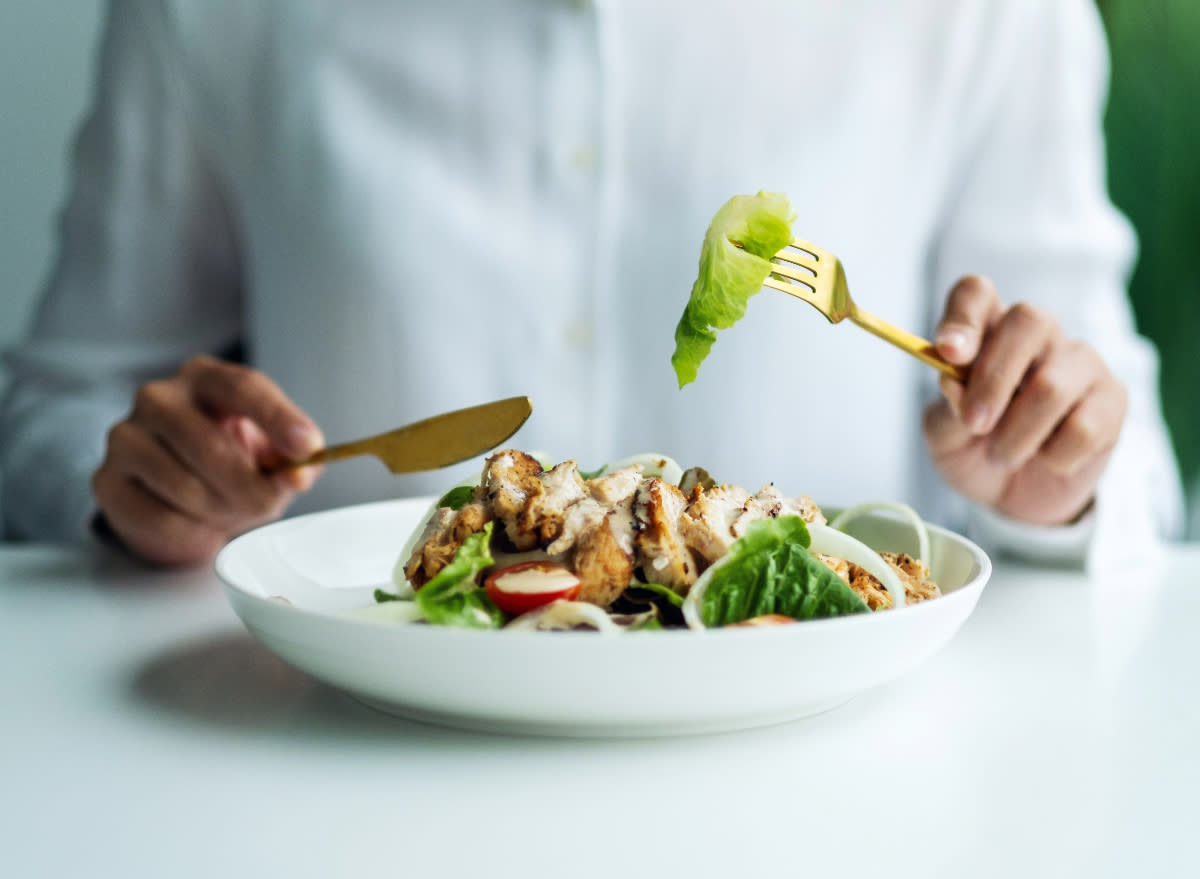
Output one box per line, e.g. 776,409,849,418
882,551,942,604
540,467,643,607
815,550,942,610
482,449,546,551
404,498,492,587
633,478,697,593
679,483,751,566
589,466,644,506
813,552,891,610
731,485,825,538
520,460,588,545
571,502,637,606
679,483,823,564
547,466,642,557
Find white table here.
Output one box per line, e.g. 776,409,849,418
3,541,1197,878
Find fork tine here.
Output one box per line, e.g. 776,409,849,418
764,276,821,303
768,261,819,290
764,277,838,324
789,238,834,262
772,249,822,275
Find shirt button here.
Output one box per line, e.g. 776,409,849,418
569,145,597,172
565,318,594,351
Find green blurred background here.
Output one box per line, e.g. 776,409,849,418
1100,0,1200,530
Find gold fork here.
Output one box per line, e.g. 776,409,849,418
764,239,966,380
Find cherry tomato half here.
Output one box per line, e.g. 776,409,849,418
484,561,581,617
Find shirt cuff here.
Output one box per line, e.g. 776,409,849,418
965,503,1096,567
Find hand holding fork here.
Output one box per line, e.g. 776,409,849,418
770,241,1127,527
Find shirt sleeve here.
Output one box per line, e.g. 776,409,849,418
926,0,1185,568
0,0,244,542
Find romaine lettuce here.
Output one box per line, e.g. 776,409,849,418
436,485,476,511
414,522,504,629
671,191,797,387
698,517,869,626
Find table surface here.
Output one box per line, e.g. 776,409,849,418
2,540,1198,878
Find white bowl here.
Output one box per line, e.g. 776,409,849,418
216,498,991,736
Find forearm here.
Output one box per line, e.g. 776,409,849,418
0,0,245,544
0,383,126,542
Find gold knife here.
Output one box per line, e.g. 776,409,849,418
273,395,533,474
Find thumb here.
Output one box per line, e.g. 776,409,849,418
934,275,1004,366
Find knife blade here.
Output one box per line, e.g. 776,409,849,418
275,395,533,474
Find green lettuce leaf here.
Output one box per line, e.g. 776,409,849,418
671,191,797,387
700,517,869,626
436,485,476,511
414,522,503,629
626,581,684,608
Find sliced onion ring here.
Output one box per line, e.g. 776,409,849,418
681,554,727,631
828,501,930,570
505,600,623,634
808,522,906,610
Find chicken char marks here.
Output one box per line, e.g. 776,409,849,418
404,450,829,608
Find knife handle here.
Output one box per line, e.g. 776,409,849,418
269,439,370,473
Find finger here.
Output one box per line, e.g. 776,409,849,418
1036,378,1127,477
922,396,976,457
92,468,227,566
985,341,1100,470
962,302,1061,435
934,275,1005,365
135,377,310,521
104,419,229,524
224,415,322,492
938,373,965,422
131,379,286,518
182,356,323,459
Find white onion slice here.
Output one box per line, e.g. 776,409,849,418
808,522,906,610
682,555,728,630
828,501,930,569
505,600,623,634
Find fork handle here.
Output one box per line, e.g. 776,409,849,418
849,306,968,382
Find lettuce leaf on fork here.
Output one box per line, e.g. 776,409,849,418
671,191,797,387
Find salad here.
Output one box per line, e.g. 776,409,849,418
367,449,941,633
364,191,942,633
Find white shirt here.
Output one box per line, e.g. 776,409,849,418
0,0,1184,567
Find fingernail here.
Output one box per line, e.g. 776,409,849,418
937,329,968,356
965,402,990,433
285,424,323,458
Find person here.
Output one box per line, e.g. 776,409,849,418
0,0,1184,567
